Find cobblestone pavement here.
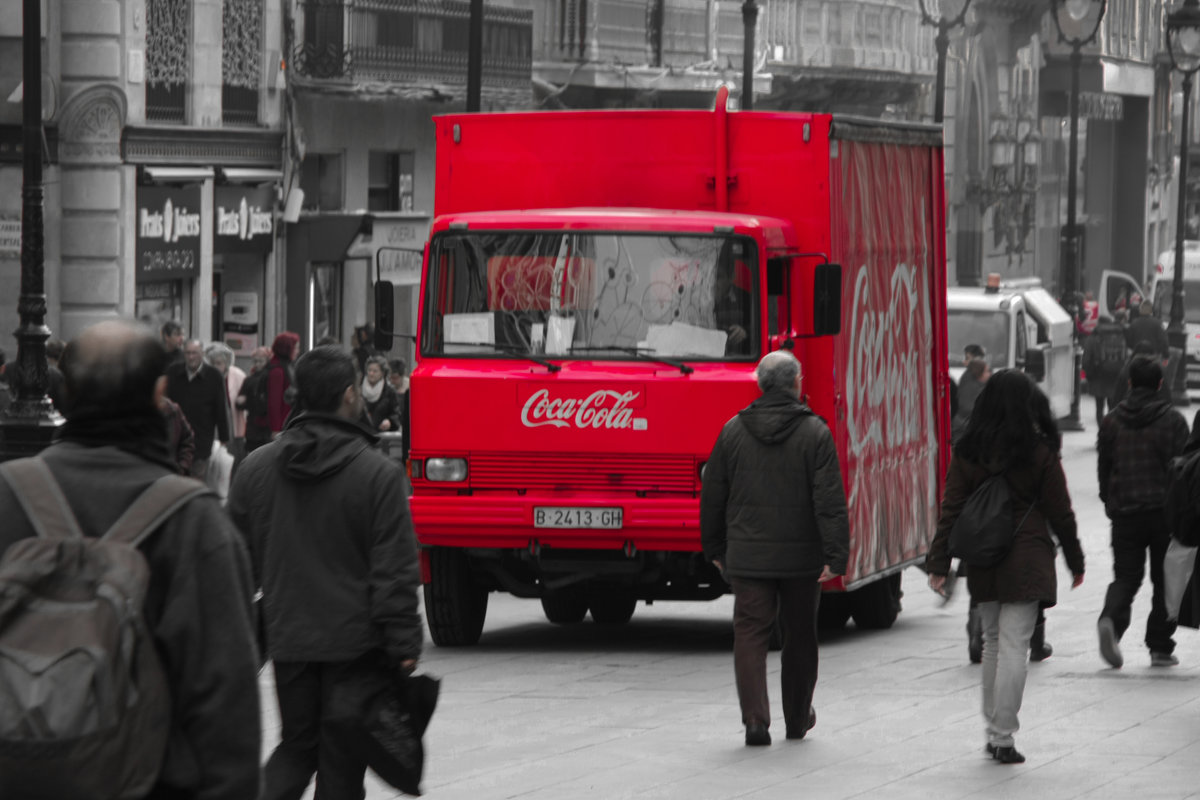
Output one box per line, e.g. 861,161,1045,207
263,427,1200,799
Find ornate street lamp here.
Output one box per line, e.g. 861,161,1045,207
0,0,64,460
1166,0,1200,406
917,0,974,123
1051,0,1106,429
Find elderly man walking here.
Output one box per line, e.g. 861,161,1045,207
701,349,850,746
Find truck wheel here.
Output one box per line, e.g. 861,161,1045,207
817,592,853,631
424,548,488,646
541,590,588,624
588,592,637,625
849,573,902,630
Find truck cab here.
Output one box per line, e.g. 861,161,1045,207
1100,241,1200,400
946,277,1074,418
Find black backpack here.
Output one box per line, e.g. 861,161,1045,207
1093,329,1127,381
948,471,1039,568
242,367,272,422
1165,450,1200,547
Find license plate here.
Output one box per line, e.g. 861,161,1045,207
533,506,623,529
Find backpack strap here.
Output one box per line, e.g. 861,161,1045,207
102,474,212,548
0,458,86,540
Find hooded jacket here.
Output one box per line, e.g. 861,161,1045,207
228,412,422,663
0,424,261,800
1098,387,1189,516
700,390,849,579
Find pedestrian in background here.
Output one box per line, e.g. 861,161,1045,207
206,342,247,460
267,332,300,437
159,394,196,475
928,370,1084,765
1082,316,1128,429
1109,339,1172,412
700,349,849,746
351,323,378,376
166,339,231,483
953,356,991,444
0,320,261,798
1126,301,1169,360
361,355,402,434
1097,355,1189,669
0,348,10,414
229,345,422,800
161,320,185,368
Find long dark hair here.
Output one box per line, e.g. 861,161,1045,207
955,369,1060,468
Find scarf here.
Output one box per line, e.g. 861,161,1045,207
361,377,384,404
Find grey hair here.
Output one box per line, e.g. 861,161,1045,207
205,341,234,365
755,349,801,393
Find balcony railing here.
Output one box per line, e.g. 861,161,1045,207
293,0,532,88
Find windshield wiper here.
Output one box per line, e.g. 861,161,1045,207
568,345,694,375
445,342,561,372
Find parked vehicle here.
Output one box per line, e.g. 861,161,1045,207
376,91,952,645
946,276,1074,419
1100,242,1200,399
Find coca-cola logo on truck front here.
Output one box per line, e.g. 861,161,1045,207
520,387,648,431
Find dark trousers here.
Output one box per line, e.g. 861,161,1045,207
1101,510,1177,655
1093,394,1109,429
730,576,820,732
263,660,369,800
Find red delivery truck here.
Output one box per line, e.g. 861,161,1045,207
376,90,951,645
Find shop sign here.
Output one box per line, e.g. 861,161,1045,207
0,218,19,258
214,185,275,253
137,185,202,281
1079,92,1123,122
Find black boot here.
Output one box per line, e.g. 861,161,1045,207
1029,622,1053,661
967,605,982,664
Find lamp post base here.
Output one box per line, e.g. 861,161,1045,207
0,406,65,463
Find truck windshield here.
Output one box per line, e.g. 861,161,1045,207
1153,281,1200,324
947,310,1009,369
421,231,759,361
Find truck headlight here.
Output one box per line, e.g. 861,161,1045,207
425,458,468,482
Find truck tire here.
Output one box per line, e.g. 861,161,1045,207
849,573,902,630
424,548,488,646
588,592,637,625
541,590,588,624
817,592,853,631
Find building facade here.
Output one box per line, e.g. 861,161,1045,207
1,0,287,364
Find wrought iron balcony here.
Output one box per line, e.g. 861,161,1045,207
292,0,533,91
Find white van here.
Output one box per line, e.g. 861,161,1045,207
1100,241,1200,399
947,278,1074,419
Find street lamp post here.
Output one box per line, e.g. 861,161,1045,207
1051,0,1106,430
1166,0,1200,407
741,0,758,111
917,0,974,124
0,0,63,461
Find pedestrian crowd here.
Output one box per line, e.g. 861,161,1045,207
0,313,1197,799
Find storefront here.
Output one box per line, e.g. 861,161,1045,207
135,183,203,335
213,183,275,361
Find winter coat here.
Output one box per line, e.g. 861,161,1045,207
266,357,294,433
1108,355,1173,409
700,389,849,579
166,361,231,456
1082,320,1127,398
0,439,261,800
1127,314,1169,359
928,442,1084,606
362,381,403,433
1098,387,1189,517
228,413,423,664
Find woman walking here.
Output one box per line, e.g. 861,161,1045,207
361,355,402,433
927,370,1085,764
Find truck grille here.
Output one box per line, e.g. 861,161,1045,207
469,452,697,494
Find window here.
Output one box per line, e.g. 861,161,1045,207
309,263,342,347
222,0,262,125
299,153,344,212
146,0,191,123
368,151,415,212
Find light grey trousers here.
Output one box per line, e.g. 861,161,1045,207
977,600,1038,748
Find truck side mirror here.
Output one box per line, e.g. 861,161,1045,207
813,263,842,336
374,280,395,353
1023,347,1045,382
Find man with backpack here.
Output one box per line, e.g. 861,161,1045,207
1097,355,1190,669
1083,315,1128,429
0,320,262,799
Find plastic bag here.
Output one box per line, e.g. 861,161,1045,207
1164,537,1198,622
206,441,235,500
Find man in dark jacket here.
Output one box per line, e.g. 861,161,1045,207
1097,355,1190,669
700,349,849,746
229,345,422,800
1125,301,1169,360
0,320,261,799
166,338,230,481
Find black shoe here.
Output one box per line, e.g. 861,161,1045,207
992,745,1025,764
967,606,983,664
1029,622,1052,661
786,707,817,740
745,722,771,746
